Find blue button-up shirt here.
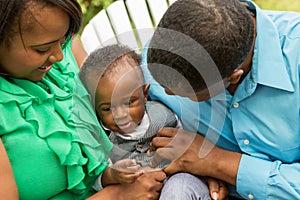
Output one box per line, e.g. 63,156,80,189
141,1,300,199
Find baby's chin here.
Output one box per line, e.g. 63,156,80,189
118,127,137,135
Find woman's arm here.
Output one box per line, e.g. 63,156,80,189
87,171,166,200
71,36,88,68
0,138,19,199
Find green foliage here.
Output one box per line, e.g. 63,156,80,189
78,0,300,34
78,0,115,33
253,0,300,12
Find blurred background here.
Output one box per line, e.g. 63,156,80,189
78,0,300,33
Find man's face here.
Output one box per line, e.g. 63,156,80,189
164,78,229,102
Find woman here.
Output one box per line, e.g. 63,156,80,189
0,0,165,199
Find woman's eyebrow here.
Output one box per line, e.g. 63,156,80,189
30,39,61,48
31,34,66,48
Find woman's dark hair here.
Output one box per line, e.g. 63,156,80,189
0,0,82,47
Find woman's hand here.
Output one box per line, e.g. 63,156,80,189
88,170,166,200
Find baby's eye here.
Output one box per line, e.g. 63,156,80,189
124,100,133,106
102,107,111,112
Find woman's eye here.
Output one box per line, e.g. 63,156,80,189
60,37,66,45
60,38,67,48
35,48,51,54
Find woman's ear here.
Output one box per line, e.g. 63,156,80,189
143,83,150,102
227,69,244,84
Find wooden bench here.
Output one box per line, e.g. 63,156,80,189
81,0,176,53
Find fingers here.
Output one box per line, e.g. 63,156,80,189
156,127,179,137
135,171,166,197
112,159,141,173
148,128,179,168
119,172,143,184
161,161,181,175
149,128,196,168
218,181,229,200
141,167,163,174
117,173,164,200
207,177,220,200
206,177,229,200
142,169,166,183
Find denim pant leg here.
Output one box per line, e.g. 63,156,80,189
159,172,211,200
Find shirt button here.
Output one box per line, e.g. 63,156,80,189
233,102,239,108
244,139,250,145
248,193,254,199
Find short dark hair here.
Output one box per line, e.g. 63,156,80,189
0,0,82,47
79,44,142,105
147,0,254,93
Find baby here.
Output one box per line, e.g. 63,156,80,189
79,44,227,200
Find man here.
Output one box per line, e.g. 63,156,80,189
141,0,300,199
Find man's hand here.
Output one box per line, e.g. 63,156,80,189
150,128,213,175
206,177,229,200
150,127,241,185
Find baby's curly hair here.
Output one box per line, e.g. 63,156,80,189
79,44,143,104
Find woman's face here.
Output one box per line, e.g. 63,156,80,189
0,5,70,81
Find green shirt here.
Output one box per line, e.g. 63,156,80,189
0,40,113,199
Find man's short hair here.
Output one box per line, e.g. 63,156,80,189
147,0,254,93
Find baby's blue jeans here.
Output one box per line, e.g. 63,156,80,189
159,172,211,200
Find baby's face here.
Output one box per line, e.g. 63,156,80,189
95,64,147,134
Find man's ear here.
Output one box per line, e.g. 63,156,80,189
143,83,150,101
227,69,244,84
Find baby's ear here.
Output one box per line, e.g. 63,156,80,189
143,84,150,101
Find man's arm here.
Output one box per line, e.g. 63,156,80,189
151,127,300,199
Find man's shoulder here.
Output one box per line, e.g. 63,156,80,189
264,10,300,37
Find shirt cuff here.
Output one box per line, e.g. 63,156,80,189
237,154,272,199
93,172,104,191
93,159,113,191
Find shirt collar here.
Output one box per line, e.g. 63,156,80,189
251,2,294,92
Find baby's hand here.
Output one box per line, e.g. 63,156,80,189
110,159,143,184
206,177,229,200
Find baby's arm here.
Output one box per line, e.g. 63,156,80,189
102,159,143,186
